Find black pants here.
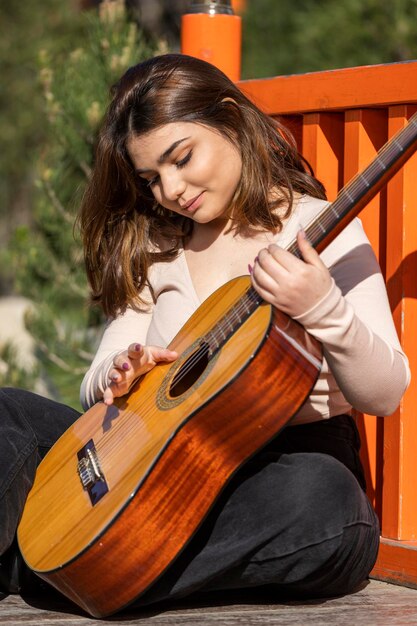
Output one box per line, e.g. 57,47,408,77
0,387,379,604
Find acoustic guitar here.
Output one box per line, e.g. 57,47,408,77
17,112,417,617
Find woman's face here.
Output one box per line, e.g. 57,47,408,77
127,121,242,225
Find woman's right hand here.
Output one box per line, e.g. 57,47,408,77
103,343,178,406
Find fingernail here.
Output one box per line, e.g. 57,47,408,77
254,256,259,263
248,263,253,274
134,343,142,352
122,362,130,371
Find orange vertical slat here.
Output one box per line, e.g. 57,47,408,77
302,113,344,201
280,115,303,154
342,109,388,518
382,105,417,540
343,109,387,264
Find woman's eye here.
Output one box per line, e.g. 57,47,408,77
176,150,192,169
147,175,159,187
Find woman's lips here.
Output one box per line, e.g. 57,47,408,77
182,192,204,212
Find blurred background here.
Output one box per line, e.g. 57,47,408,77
1,0,417,409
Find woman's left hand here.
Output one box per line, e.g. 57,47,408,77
250,229,332,318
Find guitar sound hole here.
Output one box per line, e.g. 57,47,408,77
169,342,210,398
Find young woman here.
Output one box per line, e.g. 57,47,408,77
0,53,410,604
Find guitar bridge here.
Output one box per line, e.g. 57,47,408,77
77,439,109,506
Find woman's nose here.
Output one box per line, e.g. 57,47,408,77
162,172,186,202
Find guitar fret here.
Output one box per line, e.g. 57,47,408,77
330,204,342,218
344,189,356,203
358,172,371,188
393,137,405,153
223,313,235,332
242,298,252,313
205,330,219,352
218,326,227,340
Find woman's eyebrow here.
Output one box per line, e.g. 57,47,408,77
158,137,191,164
136,137,191,174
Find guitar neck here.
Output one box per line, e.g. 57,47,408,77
287,111,417,258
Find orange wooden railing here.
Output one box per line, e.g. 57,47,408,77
240,61,417,587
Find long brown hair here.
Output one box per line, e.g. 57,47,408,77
78,53,326,318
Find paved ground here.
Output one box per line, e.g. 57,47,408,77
1,578,417,625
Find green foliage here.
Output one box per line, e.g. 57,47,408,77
0,1,86,233
241,0,417,78
0,343,40,390
5,1,160,408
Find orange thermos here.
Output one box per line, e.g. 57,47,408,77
181,0,242,82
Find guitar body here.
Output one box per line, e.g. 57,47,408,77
17,276,322,617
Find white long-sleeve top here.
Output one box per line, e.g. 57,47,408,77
80,195,410,423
